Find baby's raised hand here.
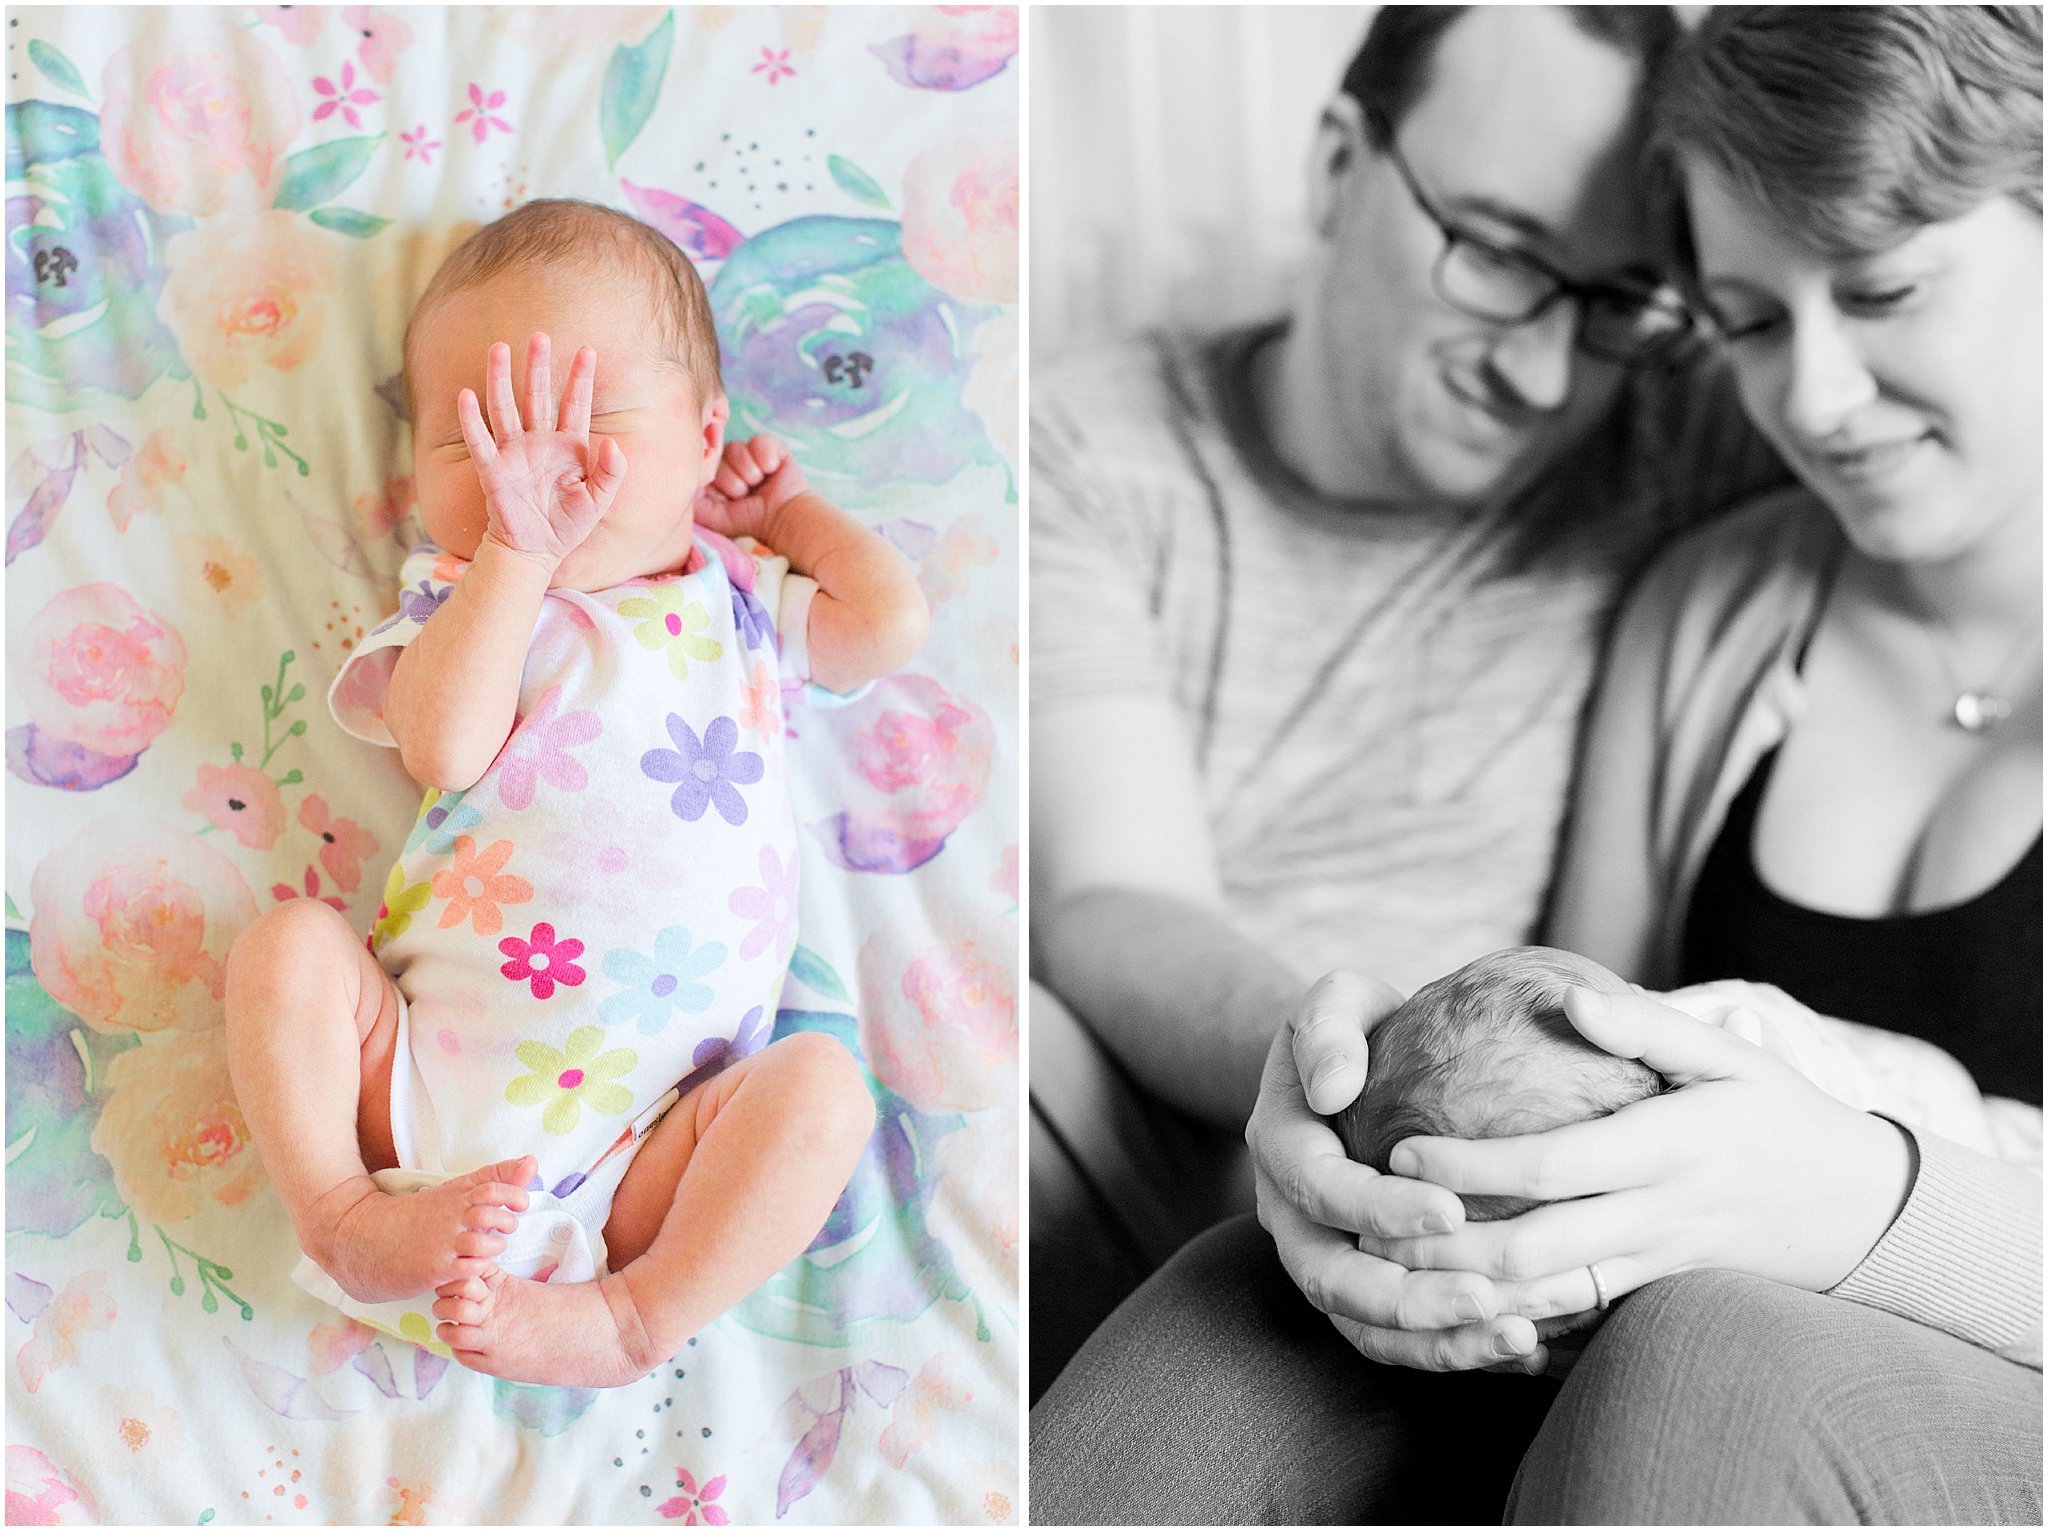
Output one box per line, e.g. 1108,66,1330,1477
457,335,627,570
694,433,809,538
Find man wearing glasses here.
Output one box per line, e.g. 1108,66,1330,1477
1030,5,1794,1499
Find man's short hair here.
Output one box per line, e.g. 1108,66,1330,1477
1652,5,2043,277
401,198,723,423
1340,5,1682,148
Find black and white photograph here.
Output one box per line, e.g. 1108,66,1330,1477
1029,4,2043,1524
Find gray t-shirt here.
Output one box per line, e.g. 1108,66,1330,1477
1031,323,1782,994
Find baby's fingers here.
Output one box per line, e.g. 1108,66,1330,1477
484,341,521,442
588,438,628,508
746,434,787,476
558,345,597,438
523,333,555,432
456,389,498,466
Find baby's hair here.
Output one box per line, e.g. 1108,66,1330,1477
401,197,723,423
1337,946,1661,1221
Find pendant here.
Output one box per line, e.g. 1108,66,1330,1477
1952,691,2011,734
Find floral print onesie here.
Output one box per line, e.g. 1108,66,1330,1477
295,530,813,1346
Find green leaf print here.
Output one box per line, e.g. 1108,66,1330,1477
307,206,393,239
28,39,90,100
272,135,384,212
827,154,892,212
600,9,674,172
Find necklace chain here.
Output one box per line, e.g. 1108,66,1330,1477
1923,613,2039,735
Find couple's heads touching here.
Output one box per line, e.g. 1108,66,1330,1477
1268,2,2040,577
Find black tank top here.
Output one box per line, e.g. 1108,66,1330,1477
1678,746,2043,1105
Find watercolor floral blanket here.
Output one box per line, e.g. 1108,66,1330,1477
4,7,1018,1524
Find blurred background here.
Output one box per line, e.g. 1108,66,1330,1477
1031,5,1374,363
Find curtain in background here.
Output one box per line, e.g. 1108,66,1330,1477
1031,5,1374,362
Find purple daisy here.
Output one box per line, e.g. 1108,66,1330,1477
641,714,763,825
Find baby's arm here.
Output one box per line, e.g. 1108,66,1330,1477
386,338,624,788
696,435,928,692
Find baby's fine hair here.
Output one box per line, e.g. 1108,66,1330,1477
402,198,723,422
1336,946,1661,1221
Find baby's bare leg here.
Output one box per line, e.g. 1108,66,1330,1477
223,900,534,1303
429,1031,874,1386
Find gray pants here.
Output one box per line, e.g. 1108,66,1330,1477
1031,1215,2044,1525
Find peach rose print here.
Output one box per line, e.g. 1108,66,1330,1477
91,1027,266,1224
28,818,259,1036
5,1444,101,1524
860,932,1016,1112
158,211,337,390
100,14,300,216
14,1271,116,1394
185,761,286,850
11,583,185,791
900,134,1018,303
105,426,190,532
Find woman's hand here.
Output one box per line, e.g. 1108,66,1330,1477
1362,988,1914,1319
457,334,626,571
1246,971,1549,1374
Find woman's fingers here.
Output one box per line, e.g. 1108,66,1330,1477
1289,969,1405,1116
1559,986,1752,1087
1332,1309,1542,1373
1367,1189,1660,1289
1388,1094,1678,1205
558,345,597,438
455,388,498,466
523,333,555,432
1261,1172,1500,1332
484,341,520,442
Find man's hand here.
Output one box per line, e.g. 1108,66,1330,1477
457,334,626,571
1247,971,1547,1373
695,433,809,541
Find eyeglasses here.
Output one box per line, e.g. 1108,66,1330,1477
1366,109,1696,367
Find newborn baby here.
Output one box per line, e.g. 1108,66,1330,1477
224,198,927,1388
1339,947,2030,1224
1338,948,1656,1221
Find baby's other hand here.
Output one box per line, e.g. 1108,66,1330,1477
695,434,810,537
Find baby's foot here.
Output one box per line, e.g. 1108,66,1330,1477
431,1267,666,1388
309,1155,535,1305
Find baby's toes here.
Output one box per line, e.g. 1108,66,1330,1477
433,1290,491,1327
436,1274,491,1305
448,1254,500,1282
455,1230,506,1260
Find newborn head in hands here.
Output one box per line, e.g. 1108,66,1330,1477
1337,947,1661,1220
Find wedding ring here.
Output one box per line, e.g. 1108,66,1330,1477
1588,1261,1612,1312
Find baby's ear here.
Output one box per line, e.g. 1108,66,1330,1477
698,391,730,473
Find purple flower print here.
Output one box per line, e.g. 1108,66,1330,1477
400,578,451,625
499,921,587,1000
312,60,379,129
496,686,601,811
642,715,762,826
731,583,774,653
688,1007,769,1086
728,844,797,960
453,83,512,143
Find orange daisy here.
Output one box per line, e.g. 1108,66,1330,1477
432,835,532,936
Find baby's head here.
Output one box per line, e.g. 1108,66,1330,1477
1337,946,1661,1221
404,198,727,589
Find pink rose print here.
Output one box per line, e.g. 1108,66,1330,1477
306,1316,378,1374
12,583,185,791
99,16,302,215
92,1028,266,1223
14,1272,116,1396
809,675,993,874
5,1444,101,1524
752,47,795,84
499,922,587,1000
495,686,601,812
312,58,379,129
28,818,259,1035
300,793,379,891
271,865,348,913
900,134,1018,303
400,124,442,167
657,1467,730,1524
341,4,415,85
728,844,798,962
252,5,331,46
158,211,336,390
453,82,512,143
184,761,286,850
860,932,1015,1112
